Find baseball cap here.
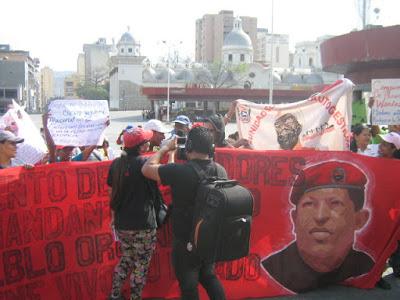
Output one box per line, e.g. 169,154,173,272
174,115,191,126
123,127,153,148
143,119,169,133
380,132,400,149
290,161,367,209
0,130,24,144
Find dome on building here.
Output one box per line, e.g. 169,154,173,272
175,68,194,82
116,30,140,56
118,32,136,45
223,17,253,49
155,67,176,82
143,66,156,82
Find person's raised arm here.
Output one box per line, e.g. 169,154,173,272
142,138,176,182
42,112,56,163
224,100,238,125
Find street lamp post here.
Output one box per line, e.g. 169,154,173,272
163,41,171,122
269,0,274,105
162,40,182,122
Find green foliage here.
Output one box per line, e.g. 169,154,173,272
76,83,109,100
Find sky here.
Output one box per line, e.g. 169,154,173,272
1,0,399,72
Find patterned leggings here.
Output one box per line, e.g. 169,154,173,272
110,229,157,300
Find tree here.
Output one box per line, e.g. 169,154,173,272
193,61,249,89
76,83,109,100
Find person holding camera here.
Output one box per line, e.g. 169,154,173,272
142,126,227,300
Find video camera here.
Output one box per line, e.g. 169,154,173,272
176,130,187,160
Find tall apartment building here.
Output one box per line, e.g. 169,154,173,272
0,45,41,112
40,67,54,108
83,38,112,85
195,10,257,64
77,53,85,82
255,28,290,69
64,74,80,99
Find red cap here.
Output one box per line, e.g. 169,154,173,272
123,127,153,148
291,161,367,208
192,122,205,128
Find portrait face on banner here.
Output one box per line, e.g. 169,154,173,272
261,161,375,293
274,113,302,150
292,188,370,273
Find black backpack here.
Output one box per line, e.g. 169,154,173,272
187,161,254,263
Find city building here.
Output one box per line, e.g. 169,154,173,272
195,10,257,63
0,44,41,112
291,36,342,84
64,73,80,99
321,25,400,92
53,71,73,98
83,38,113,85
222,17,253,64
77,53,85,82
40,66,54,108
255,28,290,69
109,31,149,110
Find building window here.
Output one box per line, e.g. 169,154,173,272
309,58,313,67
228,54,233,62
299,58,301,67
121,48,124,53
240,54,245,62
5,89,17,98
128,48,132,53
276,46,280,63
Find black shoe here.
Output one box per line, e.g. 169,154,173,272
376,278,391,290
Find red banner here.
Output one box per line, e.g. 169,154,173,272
0,150,399,299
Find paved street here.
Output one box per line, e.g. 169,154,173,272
29,110,400,299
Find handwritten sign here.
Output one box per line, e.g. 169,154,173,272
371,79,400,125
48,100,109,146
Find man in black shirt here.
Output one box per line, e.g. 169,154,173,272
142,126,227,300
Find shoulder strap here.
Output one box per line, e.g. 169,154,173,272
187,160,223,182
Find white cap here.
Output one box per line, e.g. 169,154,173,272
143,119,169,133
380,132,400,149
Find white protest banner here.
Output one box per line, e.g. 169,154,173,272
371,79,400,125
0,100,48,164
236,79,354,151
48,100,109,146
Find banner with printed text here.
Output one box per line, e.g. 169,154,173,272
0,149,399,299
236,79,354,150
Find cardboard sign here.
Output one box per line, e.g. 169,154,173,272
371,79,400,125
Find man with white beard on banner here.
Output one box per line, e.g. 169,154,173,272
235,79,354,151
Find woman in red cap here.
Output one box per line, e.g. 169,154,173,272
107,127,159,300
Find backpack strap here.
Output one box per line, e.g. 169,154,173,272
187,160,220,183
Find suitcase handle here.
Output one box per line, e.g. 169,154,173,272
215,180,238,188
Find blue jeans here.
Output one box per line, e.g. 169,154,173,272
172,240,226,300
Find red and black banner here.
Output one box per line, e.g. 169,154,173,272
0,149,399,299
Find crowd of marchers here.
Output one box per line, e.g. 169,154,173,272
1,99,400,299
